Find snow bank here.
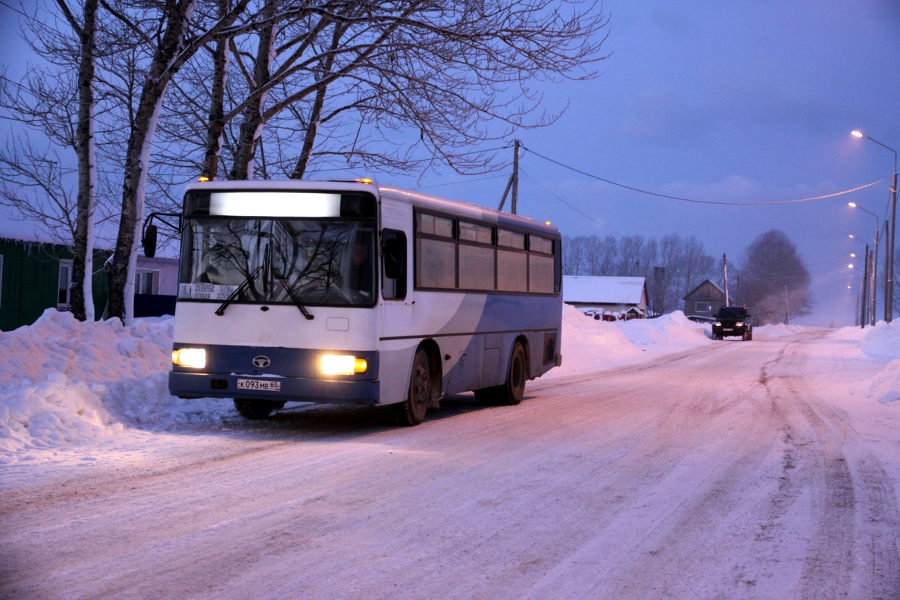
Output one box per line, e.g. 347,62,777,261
0,310,229,461
614,310,711,349
833,321,900,405
864,360,900,405
859,320,900,361
831,325,870,342
546,306,710,378
548,305,643,378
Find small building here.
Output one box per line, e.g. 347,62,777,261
682,279,726,320
0,236,177,330
563,276,648,319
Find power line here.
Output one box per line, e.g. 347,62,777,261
415,173,506,190
519,169,624,237
522,144,890,206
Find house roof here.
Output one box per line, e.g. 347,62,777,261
682,279,725,300
563,276,647,305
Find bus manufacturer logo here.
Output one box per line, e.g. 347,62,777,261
252,356,271,368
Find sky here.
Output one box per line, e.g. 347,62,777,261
1,0,899,326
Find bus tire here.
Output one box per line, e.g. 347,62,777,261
475,342,527,406
394,348,430,426
233,399,284,420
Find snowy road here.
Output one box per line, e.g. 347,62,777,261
2,331,899,599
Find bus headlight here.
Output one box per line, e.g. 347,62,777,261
321,354,368,375
172,348,207,369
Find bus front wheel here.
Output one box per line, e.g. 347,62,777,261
394,348,431,426
233,399,284,420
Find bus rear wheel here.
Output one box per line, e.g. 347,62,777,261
475,342,527,406
233,399,284,420
394,348,430,426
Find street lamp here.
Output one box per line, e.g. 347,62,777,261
851,130,897,322
848,202,880,325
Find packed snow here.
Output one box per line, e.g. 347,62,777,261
1,306,898,465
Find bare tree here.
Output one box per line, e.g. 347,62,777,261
102,0,254,322
560,232,715,314
0,139,78,244
52,0,101,321
739,229,812,324
154,0,609,184
0,0,119,320
563,235,586,275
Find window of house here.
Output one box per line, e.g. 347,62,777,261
135,270,160,295
58,259,73,310
696,301,709,312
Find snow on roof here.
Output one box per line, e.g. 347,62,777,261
563,276,646,305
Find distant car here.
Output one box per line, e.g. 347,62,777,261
712,306,753,341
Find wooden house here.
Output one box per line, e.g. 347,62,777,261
563,276,648,319
682,279,726,320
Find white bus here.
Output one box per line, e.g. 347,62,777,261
168,179,562,425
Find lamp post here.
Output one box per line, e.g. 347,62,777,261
848,261,864,326
849,235,870,327
848,203,879,325
852,130,897,322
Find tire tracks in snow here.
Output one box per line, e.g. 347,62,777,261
758,333,900,600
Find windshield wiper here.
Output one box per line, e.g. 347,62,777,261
215,265,263,316
273,268,314,320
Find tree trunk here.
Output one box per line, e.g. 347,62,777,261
201,0,231,180
64,0,99,322
292,24,342,180
229,0,278,180
105,0,198,323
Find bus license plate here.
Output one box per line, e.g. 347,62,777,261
236,379,281,392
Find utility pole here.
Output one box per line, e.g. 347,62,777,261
498,140,520,214
885,219,891,322
862,244,870,328
889,170,897,322
870,239,877,326
723,253,730,305
784,284,790,325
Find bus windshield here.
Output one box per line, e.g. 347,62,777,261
179,217,376,307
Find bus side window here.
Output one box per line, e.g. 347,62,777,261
382,229,407,300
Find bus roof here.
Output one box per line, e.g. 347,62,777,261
377,185,559,238
183,179,560,238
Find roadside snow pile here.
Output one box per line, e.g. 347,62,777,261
548,306,710,378
866,360,900,405
0,310,229,460
831,326,869,341
550,305,643,377
842,321,900,405
615,310,711,349
859,320,900,361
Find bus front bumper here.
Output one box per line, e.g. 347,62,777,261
168,372,381,405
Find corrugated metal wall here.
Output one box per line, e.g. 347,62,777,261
0,238,111,331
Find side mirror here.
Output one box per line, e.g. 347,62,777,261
142,223,158,258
